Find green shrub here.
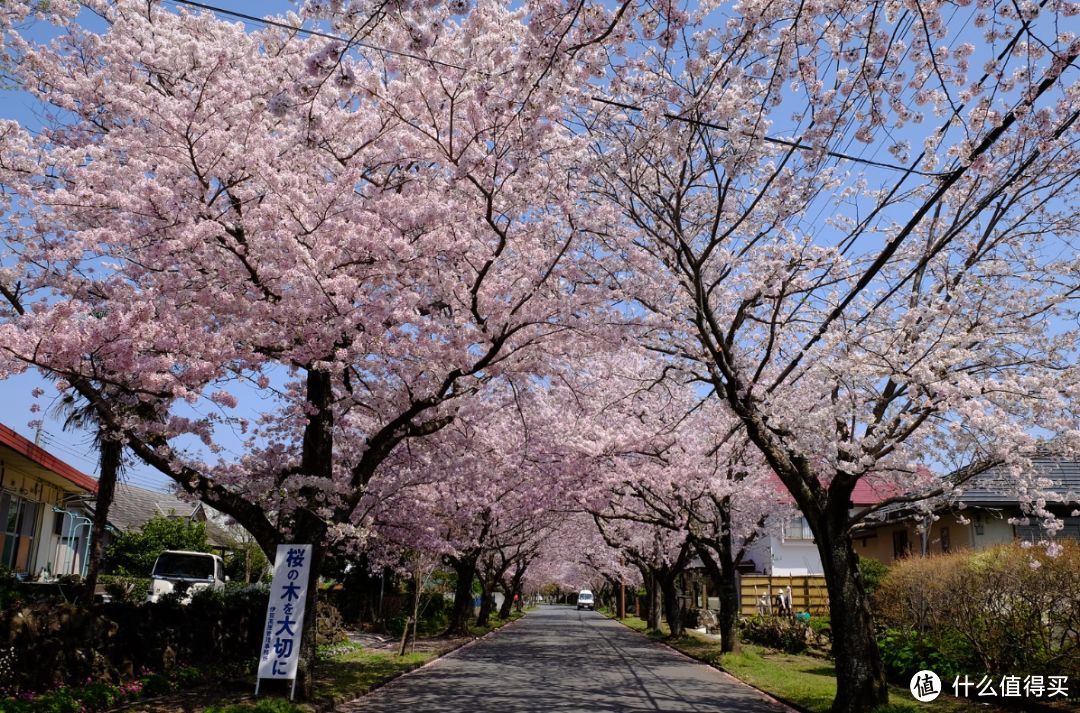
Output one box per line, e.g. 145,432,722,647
874,542,1080,677
740,615,812,654
877,628,970,681
857,557,888,596
74,682,121,710
102,515,210,576
99,574,150,604
139,672,172,696
0,688,80,713
174,665,204,687
203,698,305,713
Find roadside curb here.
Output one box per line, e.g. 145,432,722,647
327,611,531,711
604,614,803,713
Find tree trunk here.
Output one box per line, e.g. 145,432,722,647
617,582,626,619
292,368,333,701
658,572,684,638
80,436,121,605
498,580,515,619
645,570,661,631
475,575,496,628
816,519,888,713
445,556,477,636
498,564,525,619
693,502,742,653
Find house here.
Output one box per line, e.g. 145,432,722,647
853,452,1080,564
77,481,234,555
0,423,98,579
746,478,902,576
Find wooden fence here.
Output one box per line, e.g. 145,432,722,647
738,574,829,617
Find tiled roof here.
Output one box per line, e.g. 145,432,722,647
870,451,1080,520
952,455,1080,506
87,482,232,547
0,423,97,493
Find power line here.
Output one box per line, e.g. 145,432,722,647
168,0,470,71
590,96,946,177
168,0,942,176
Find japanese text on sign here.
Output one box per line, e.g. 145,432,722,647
257,545,312,683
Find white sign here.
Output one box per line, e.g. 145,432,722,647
257,544,312,693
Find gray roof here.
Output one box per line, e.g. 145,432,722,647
952,454,1080,507
867,451,1080,522
87,482,232,547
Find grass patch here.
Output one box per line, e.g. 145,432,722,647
470,608,527,637
607,615,1004,713
314,610,525,703
315,647,435,701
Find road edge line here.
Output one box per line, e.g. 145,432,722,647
331,610,532,709
603,614,803,713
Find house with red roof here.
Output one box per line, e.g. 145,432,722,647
852,451,1080,564
745,477,903,576
0,423,97,578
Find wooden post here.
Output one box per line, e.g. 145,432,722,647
617,583,626,619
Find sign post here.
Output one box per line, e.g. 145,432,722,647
256,544,312,700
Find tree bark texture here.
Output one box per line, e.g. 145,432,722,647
80,436,121,606
445,555,478,636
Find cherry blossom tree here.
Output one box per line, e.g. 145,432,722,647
0,0,618,695
588,1,1080,710
571,354,788,642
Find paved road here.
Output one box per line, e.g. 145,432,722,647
341,605,788,712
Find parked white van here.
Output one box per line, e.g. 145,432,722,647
146,550,227,603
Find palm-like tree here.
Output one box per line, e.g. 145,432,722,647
52,391,125,605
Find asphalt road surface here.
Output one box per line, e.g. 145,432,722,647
340,605,789,712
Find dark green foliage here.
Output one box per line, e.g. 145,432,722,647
385,592,448,637
0,689,79,713
174,665,203,687
876,628,972,682
857,557,888,597
98,575,150,604
139,673,172,696
102,515,210,576
224,542,271,584
71,682,120,711
0,585,269,693
203,699,305,713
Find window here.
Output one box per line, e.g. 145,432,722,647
0,493,40,574
892,529,910,560
53,510,69,536
785,515,813,541
940,527,950,554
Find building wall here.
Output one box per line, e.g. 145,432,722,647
854,512,1010,565
969,512,1015,549
765,535,825,576
1,453,91,578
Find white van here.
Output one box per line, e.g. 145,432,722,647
576,590,595,610
146,550,228,603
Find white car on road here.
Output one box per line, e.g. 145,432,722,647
576,590,595,610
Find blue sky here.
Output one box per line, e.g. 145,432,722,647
0,1,307,490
